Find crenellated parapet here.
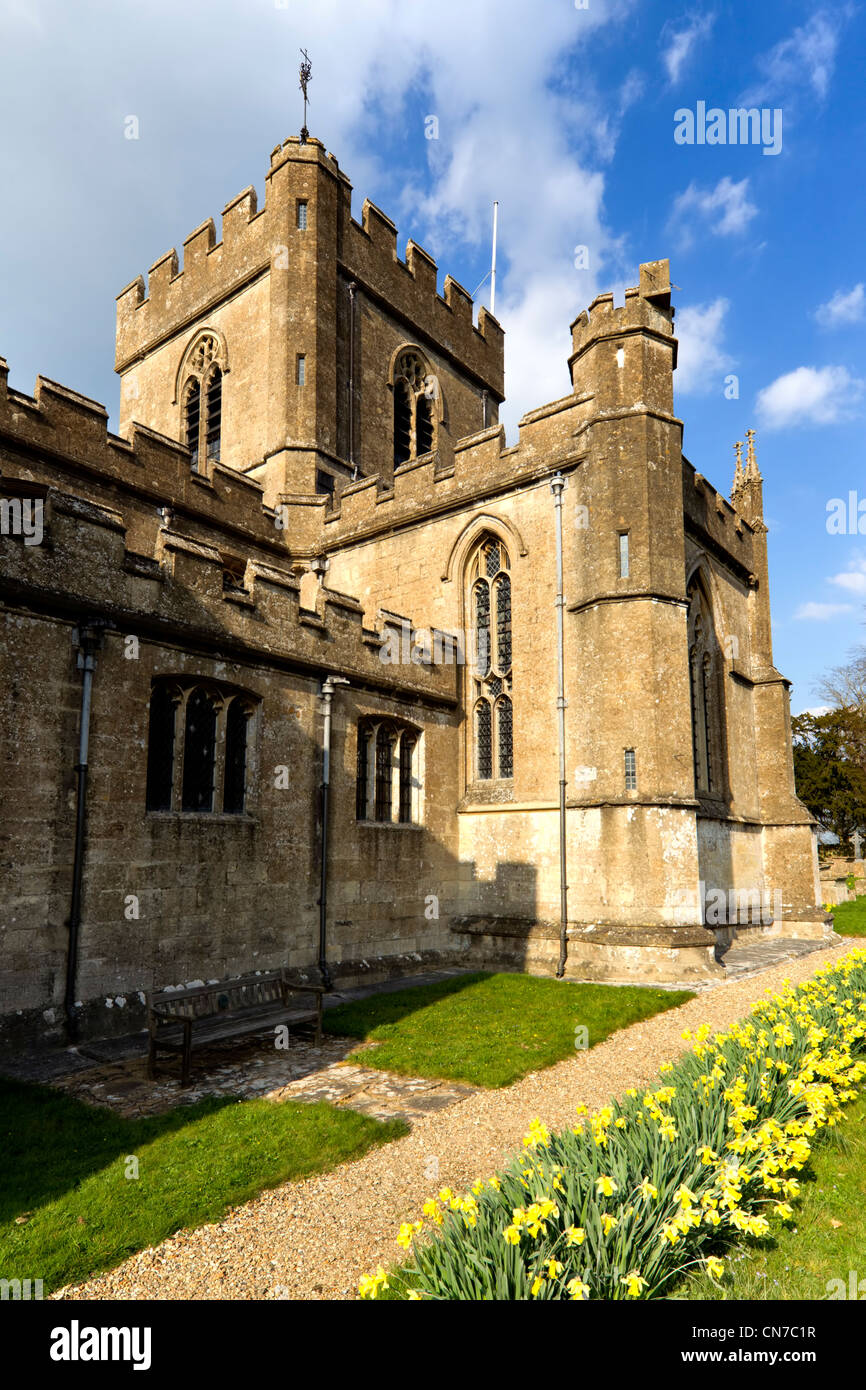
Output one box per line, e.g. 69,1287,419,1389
568,260,678,418
340,196,504,397
317,390,591,546
115,134,503,400
116,173,279,372
0,467,458,704
683,456,760,585
0,361,284,552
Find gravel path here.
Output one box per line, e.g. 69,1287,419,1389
57,937,856,1302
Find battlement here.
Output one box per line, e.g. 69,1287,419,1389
682,456,760,582
116,176,272,371
570,259,676,364
319,389,591,547
0,359,283,554
0,464,457,704
342,195,504,395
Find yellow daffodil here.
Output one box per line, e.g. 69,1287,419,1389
621,1271,648,1297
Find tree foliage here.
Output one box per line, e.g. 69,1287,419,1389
792,707,866,843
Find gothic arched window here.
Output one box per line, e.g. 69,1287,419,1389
469,534,513,781
687,576,725,798
356,718,421,824
180,333,225,475
392,349,439,466
145,679,257,815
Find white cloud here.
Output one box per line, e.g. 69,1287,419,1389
756,366,864,429
815,284,865,328
669,177,758,249
0,0,644,438
829,558,866,595
794,601,853,621
741,10,847,106
404,92,622,429
674,297,733,396
661,13,715,85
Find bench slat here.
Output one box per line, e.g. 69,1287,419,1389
146,967,326,1086
153,1007,319,1049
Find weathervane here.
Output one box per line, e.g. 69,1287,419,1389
299,49,312,144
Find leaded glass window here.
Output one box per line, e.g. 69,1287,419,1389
205,367,222,464
624,747,637,791
182,689,217,812
469,534,514,781
145,685,176,811
375,726,395,822
356,719,420,823
476,700,492,780
356,725,370,820
145,680,256,815
497,696,513,779
687,576,724,797
185,380,201,470
223,699,250,813
399,734,417,823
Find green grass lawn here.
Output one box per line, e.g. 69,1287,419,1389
830,896,866,936
324,971,694,1088
0,1077,406,1295
674,1091,866,1301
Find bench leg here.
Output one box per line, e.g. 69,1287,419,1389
181,1024,192,1087
147,1037,157,1080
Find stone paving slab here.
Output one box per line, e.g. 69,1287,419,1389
720,935,843,981
51,1029,478,1125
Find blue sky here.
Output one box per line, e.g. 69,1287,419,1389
1,0,865,710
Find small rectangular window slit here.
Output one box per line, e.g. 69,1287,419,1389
618,531,630,578
624,748,637,792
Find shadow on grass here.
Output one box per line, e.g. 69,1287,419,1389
0,1077,238,1225
0,1077,407,1294
324,971,493,1038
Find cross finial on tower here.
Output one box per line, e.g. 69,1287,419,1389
745,427,761,480
299,49,312,144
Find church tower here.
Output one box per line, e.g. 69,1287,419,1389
115,137,504,510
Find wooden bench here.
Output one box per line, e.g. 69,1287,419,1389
146,969,325,1087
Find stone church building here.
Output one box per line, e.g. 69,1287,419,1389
0,135,825,1046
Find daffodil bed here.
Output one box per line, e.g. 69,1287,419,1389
360,948,866,1301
